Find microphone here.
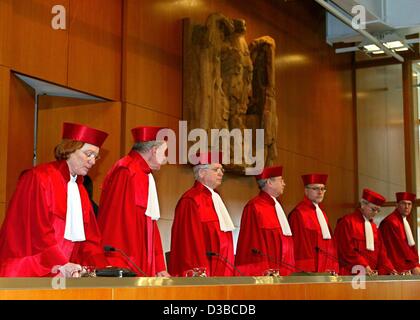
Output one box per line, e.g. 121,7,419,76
251,248,306,274
206,251,244,276
104,245,148,276
314,246,343,268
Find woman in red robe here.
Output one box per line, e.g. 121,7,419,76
0,123,108,277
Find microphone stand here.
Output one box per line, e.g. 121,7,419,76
104,245,148,276
251,248,307,274
206,251,244,276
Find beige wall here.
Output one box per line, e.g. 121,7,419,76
356,64,405,224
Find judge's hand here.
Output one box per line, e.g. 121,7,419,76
58,263,83,278
156,270,171,277
389,269,399,275
365,266,377,276
412,267,420,275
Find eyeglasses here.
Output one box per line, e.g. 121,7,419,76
207,167,225,174
367,205,381,213
82,150,101,161
306,186,327,192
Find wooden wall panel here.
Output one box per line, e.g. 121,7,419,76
0,203,5,225
6,74,35,208
123,0,182,117
68,0,122,100
37,96,122,202
0,67,10,207
0,0,11,67
10,0,69,85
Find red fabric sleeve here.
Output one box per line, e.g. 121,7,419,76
0,170,68,276
168,198,210,277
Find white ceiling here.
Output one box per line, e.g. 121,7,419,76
326,0,420,44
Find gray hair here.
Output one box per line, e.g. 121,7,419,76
257,178,268,190
132,140,164,154
360,199,370,207
193,164,210,180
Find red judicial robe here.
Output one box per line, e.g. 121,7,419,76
235,191,295,276
288,197,338,273
334,209,395,275
168,181,234,277
379,210,420,273
0,161,107,277
97,150,166,276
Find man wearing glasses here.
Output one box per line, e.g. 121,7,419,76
288,174,338,274
169,151,235,277
334,188,397,275
379,192,420,275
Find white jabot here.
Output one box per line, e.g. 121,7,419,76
271,196,292,236
403,216,416,246
204,185,235,232
64,175,86,242
363,216,374,251
314,203,331,239
145,173,160,221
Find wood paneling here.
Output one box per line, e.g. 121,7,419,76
6,74,35,207
1,279,418,300
0,203,5,227
123,0,182,117
114,285,229,300
0,0,11,67
10,0,69,85
0,288,112,300
0,66,10,206
68,0,122,100
37,96,122,202
227,283,306,300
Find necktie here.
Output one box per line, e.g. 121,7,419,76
64,175,86,242
271,196,292,236
205,185,235,232
144,173,160,220
364,216,374,251
314,203,331,239
403,216,416,246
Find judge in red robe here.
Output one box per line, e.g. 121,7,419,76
235,166,295,276
169,152,235,277
0,122,109,277
288,174,338,274
379,192,420,275
97,126,169,277
334,188,397,275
